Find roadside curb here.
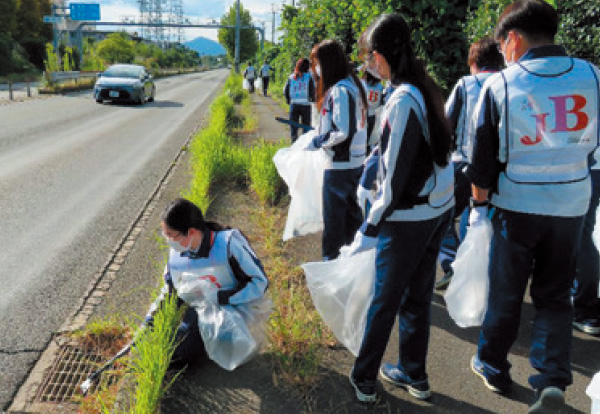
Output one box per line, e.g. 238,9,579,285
7,93,208,414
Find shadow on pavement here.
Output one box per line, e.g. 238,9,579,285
431,291,600,379
160,352,511,414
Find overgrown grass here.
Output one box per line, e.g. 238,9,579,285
252,207,329,387
183,93,249,211
249,139,287,206
238,94,258,132
127,293,183,414
224,72,246,104
39,77,96,94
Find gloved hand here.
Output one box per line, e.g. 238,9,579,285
356,185,374,211
468,206,488,227
341,232,378,257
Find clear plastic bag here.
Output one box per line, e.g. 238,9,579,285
243,79,250,90
593,207,600,297
302,249,376,356
444,218,493,328
255,77,262,91
273,130,328,241
195,296,272,371
587,371,600,414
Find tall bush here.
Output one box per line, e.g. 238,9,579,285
556,0,600,66
466,0,599,67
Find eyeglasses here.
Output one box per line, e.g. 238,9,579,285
162,230,186,240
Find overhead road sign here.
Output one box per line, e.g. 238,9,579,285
43,15,64,23
69,3,101,21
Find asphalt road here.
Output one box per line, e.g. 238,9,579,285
0,68,228,410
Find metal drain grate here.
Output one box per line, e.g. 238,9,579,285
35,344,119,403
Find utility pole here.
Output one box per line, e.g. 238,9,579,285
234,0,241,73
271,4,276,44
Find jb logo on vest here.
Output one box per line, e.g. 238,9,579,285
520,94,589,146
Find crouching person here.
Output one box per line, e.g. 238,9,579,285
145,198,271,370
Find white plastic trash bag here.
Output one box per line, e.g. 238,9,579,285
592,208,600,298
444,217,493,328
179,274,272,371
194,296,272,371
302,249,376,356
273,130,328,241
243,79,250,90
587,372,600,414
255,77,262,90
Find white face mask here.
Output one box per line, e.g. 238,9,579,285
366,65,382,80
501,37,514,67
315,65,321,77
365,53,383,80
167,238,188,253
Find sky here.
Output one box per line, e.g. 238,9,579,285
95,0,287,43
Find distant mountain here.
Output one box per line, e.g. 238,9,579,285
184,37,226,56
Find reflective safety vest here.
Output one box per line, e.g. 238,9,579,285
318,77,367,169
453,72,495,162
288,73,311,104
168,230,238,292
397,84,454,209
492,57,600,216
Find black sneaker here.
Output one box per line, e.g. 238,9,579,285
435,269,453,290
349,370,378,403
470,355,512,394
573,318,600,335
379,363,431,400
528,386,565,413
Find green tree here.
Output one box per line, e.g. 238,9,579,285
15,0,52,68
218,3,259,65
97,32,136,64
557,0,600,66
0,0,17,38
466,0,600,67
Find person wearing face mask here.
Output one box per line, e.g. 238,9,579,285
465,1,600,412
144,198,269,369
305,39,369,261
345,13,454,403
361,69,384,153
434,36,504,290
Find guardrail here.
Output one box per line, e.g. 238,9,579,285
46,71,99,83
0,81,39,101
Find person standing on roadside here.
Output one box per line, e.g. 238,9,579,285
435,36,504,290
244,62,256,93
345,13,454,403
573,156,600,336
284,58,315,142
260,61,272,96
145,198,270,369
465,1,599,412
305,40,369,261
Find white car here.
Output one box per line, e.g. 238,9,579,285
94,64,155,105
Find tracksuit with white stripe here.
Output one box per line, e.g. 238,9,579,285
352,83,454,384
310,76,368,260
